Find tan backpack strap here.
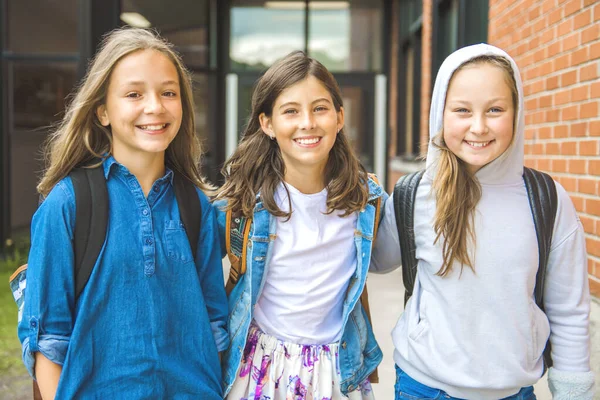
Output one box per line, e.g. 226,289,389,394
225,208,252,295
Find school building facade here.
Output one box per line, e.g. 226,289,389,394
1,0,598,294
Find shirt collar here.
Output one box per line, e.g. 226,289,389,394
102,155,174,184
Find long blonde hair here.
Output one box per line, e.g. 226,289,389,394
432,55,518,276
217,51,369,218
38,27,208,196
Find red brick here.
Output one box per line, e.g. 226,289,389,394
546,142,560,154
580,140,598,155
552,159,568,173
581,101,599,118
554,124,570,138
548,41,562,57
565,0,582,17
555,89,572,106
572,47,589,66
554,54,570,71
539,126,552,139
569,159,587,174
562,104,579,120
584,0,598,6
574,9,592,29
561,141,578,155
533,143,545,154
525,98,538,111
591,160,600,175
591,42,600,59
571,122,588,137
581,63,599,82
572,86,590,102
546,75,560,90
558,18,573,38
539,94,553,108
587,199,600,218
546,109,561,122
549,8,563,25
581,216,595,234
561,70,578,86
592,82,600,98
562,32,579,52
590,120,600,136
595,4,600,22
580,178,599,195
582,24,600,44
540,28,554,45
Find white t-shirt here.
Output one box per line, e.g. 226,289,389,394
253,182,357,345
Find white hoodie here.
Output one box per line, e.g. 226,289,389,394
371,44,592,399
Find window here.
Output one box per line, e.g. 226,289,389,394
396,0,422,157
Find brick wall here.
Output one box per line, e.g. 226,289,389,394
488,0,600,296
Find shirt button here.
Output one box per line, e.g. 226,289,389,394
142,209,149,216
145,238,153,245
30,321,37,328
348,385,355,391
341,341,347,349
153,186,160,192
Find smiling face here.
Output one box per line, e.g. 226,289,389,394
442,62,515,174
259,75,344,179
96,49,183,162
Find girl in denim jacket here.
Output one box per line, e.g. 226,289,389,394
215,51,384,399
17,28,228,399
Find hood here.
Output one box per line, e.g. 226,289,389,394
425,43,525,185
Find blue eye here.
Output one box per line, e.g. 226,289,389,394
455,108,469,113
489,107,503,113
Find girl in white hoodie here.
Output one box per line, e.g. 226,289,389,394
372,44,594,399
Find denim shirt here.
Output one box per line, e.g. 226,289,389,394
18,157,229,399
215,176,386,395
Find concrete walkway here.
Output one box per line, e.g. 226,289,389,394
365,269,600,400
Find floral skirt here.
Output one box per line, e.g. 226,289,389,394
226,323,375,400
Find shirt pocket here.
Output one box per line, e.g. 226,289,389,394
164,220,195,264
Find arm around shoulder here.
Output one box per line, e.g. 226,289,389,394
370,193,402,274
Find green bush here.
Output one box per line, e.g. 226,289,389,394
0,236,29,376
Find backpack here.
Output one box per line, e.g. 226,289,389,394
392,167,558,372
9,163,201,400
224,174,382,383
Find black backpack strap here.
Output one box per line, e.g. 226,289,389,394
173,172,201,261
393,170,425,305
523,167,558,371
70,165,108,300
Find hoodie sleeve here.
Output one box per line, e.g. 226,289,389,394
543,182,592,373
370,193,402,274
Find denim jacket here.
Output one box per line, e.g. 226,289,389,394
215,176,385,395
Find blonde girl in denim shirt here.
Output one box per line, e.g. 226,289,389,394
17,28,228,399
215,51,384,400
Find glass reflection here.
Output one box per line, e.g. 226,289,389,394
230,1,305,71
12,62,77,129
308,0,382,72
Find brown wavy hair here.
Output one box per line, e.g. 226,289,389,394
37,27,209,196
217,51,369,218
432,55,518,276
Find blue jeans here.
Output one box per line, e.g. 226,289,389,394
394,366,536,400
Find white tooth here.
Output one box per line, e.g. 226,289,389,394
297,137,319,145
140,124,166,131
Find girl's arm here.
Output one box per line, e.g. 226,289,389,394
196,192,230,352
543,184,595,398
35,352,62,400
370,193,402,274
18,180,75,387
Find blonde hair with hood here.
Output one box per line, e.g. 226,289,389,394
426,44,522,276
